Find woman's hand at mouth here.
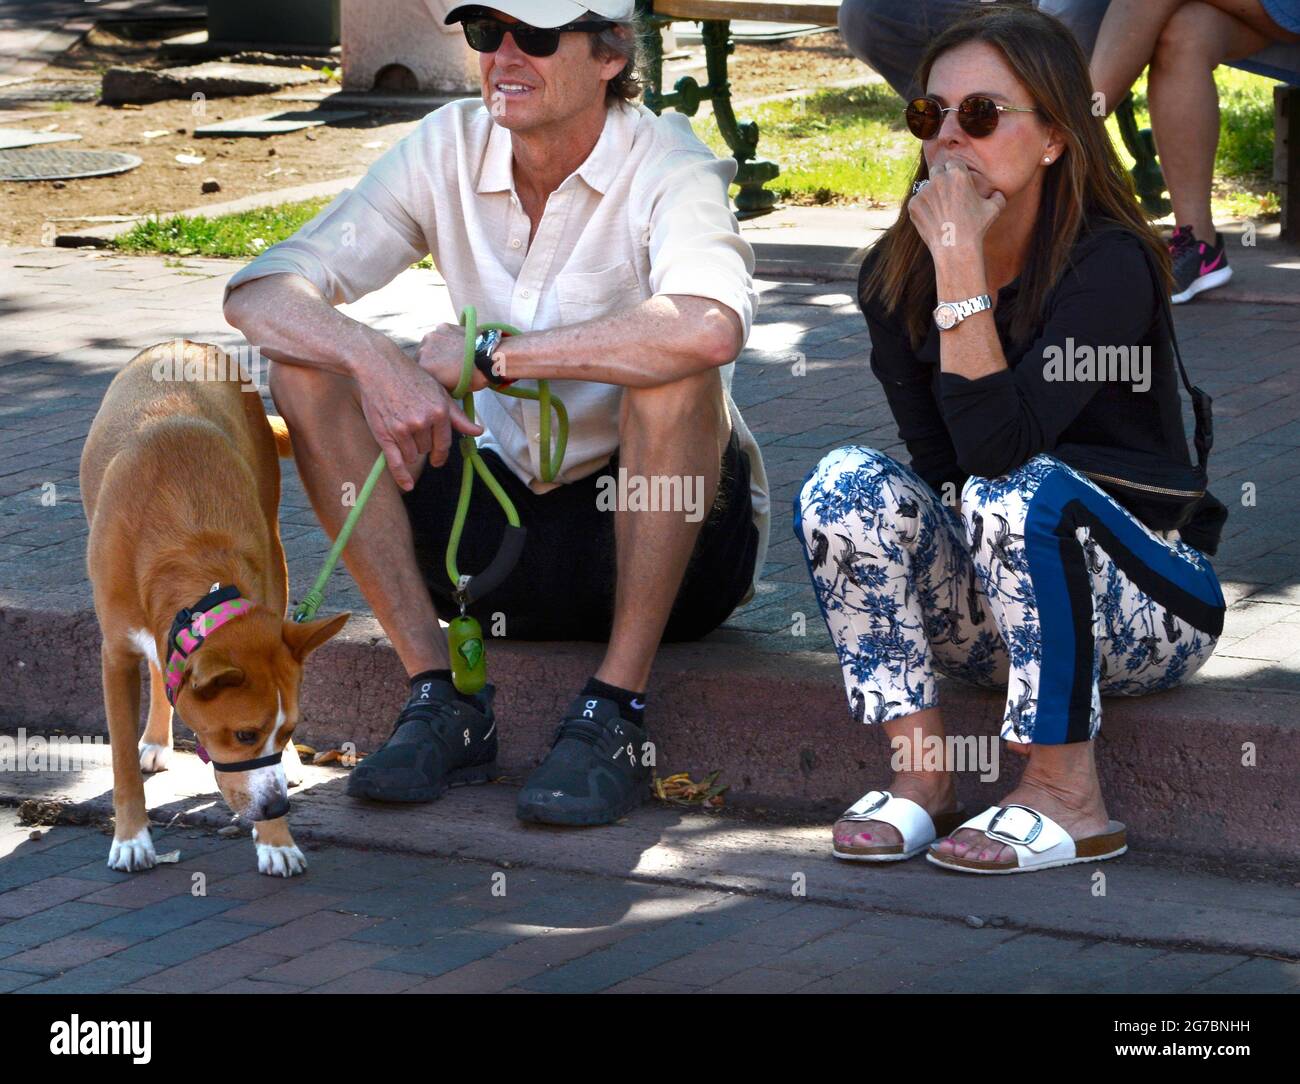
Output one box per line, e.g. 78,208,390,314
908,159,1006,255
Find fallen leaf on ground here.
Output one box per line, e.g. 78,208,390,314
652,769,728,808
17,799,64,826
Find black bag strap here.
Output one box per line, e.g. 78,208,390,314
1128,229,1213,471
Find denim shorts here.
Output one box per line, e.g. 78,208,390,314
1261,0,1300,35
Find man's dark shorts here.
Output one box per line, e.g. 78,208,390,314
401,428,759,641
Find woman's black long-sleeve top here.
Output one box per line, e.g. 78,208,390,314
858,222,1225,554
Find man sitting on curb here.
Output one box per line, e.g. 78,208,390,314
222,0,769,827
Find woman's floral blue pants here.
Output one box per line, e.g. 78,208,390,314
795,447,1226,745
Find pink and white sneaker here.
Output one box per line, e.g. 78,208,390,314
1168,225,1233,304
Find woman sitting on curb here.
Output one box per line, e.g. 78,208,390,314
1090,0,1300,303
794,7,1229,874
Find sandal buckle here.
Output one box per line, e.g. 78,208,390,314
843,789,890,821
986,805,1042,846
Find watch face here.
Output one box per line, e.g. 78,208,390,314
934,303,958,330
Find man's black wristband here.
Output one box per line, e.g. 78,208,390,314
473,329,511,387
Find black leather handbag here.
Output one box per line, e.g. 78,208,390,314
1052,236,1228,554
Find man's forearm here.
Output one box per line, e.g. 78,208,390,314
224,273,396,379
490,294,743,388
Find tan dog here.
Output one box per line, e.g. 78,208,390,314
80,341,348,877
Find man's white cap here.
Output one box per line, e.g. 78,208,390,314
443,0,634,30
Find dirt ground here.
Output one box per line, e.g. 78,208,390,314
0,28,867,246
0,95,421,245
728,31,867,99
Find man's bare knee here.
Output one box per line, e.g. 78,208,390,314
268,361,360,429
621,368,725,435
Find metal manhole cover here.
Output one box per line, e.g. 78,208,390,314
0,148,142,181
0,82,100,104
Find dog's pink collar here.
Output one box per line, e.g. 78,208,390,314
164,582,253,705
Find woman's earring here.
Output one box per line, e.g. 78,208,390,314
1043,156,1052,164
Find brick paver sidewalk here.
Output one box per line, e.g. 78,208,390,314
2,812,1293,994
2,245,1299,684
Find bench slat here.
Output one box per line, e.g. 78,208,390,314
653,0,841,28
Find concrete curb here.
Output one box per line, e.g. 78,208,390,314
753,249,860,282
2,602,1296,864
100,62,326,106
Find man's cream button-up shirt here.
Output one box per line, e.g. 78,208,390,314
225,96,770,600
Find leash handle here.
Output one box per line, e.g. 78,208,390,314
444,304,566,600
457,524,527,604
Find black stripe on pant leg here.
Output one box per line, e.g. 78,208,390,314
1052,526,1099,744
1066,500,1225,637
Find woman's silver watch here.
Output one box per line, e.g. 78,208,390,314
933,294,992,331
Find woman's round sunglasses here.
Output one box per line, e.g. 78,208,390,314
461,15,614,58
905,95,1038,140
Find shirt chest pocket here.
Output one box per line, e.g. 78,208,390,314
554,261,643,325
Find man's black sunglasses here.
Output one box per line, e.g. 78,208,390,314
461,15,614,57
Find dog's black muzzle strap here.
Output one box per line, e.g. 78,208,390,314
210,750,283,774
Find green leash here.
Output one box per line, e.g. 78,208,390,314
293,305,568,695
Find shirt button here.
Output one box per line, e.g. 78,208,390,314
510,238,522,249
520,288,530,298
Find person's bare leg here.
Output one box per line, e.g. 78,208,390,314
597,368,729,692
268,361,449,678
832,707,959,850
935,740,1109,864
1090,0,1188,112
1149,2,1272,243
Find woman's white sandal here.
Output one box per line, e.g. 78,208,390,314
832,789,966,862
926,803,1127,875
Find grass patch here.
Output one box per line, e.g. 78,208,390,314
112,197,333,258
692,82,916,206
113,197,441,266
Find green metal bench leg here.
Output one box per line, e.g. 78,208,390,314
1115,92,1170,217
638,5,779,216
700,21,778,214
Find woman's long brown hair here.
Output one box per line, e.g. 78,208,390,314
861,5,1172,350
